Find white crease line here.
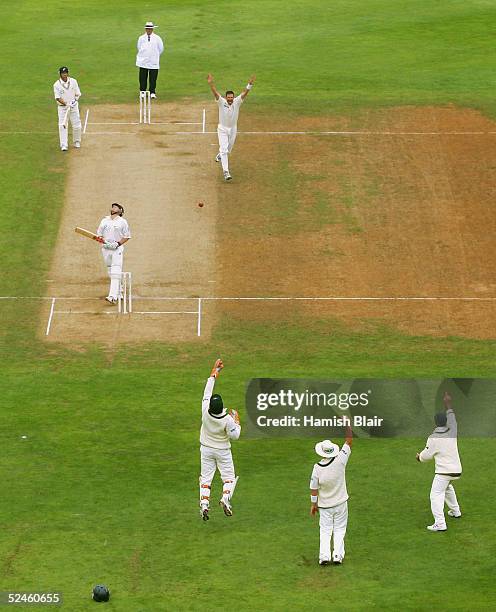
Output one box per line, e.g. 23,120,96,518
202,296,496,301
1,130,495,136
83,109,89,134
89,122,139,125
45,298,56,336
0,296,103,300
84,131,140,135
2,295,496,302
134,311,199,314
0,131,54,135
56,310,119,314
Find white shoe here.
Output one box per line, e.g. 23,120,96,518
427,523,447,531
61,146,68,151
74,141,81,148
219,497,233,517
105,296,117,305
150,93,157,99
332,555,343,565
200,506,209,521
319,559,330,566
223,171,232,181
447,510,462,518
215,153,221,162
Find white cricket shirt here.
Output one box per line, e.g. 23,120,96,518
200,377,241,449
310,443,351,508
53,77,81,105
136,33,164,69
217,95,243,129
419,409,462,474
96,216,131,243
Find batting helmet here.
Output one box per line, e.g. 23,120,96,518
209,394,224,415
111,202,124,216
92,585,110,602
59,66,69,74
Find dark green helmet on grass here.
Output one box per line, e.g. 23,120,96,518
209,394,224,415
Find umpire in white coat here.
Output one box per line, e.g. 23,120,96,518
416,391,462,531
136,21,164,98
199,359,241,522
310,427,353,565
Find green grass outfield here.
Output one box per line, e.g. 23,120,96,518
1,1,496,609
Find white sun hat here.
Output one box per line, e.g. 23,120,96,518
315,439,340,458
145,21,157,28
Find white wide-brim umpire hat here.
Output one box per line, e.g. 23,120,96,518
144,21,157,28
315,439,340,458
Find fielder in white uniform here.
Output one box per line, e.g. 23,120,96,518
207,73,256,181
310,428,353,566
96,203,131,304
416,391,462,531
199,359,241,521
136,21,164,98
53,66,82,151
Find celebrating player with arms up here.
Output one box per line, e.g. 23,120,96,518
207,73,255,181
199,359,241,521
310,426,353,566
416,391,463,531
96,203,131,305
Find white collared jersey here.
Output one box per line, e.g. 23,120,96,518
53,77,81,105
200,376,241,449
419,409,462,474
310,443,351,508
136,32,164,69
217,95,243,129
96,216,131,243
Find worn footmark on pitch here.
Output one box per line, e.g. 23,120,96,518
217,105,496,339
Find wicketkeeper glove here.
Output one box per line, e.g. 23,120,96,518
103,241,119,250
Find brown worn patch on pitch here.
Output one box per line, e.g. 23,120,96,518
42,102,218,344
217,106,496,339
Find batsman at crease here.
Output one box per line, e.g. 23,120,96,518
96,203,131,305
199,359,241,521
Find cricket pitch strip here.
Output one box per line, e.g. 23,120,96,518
42,102,218,344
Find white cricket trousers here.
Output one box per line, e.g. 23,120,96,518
217,125,237,172
57,104,82,149
318,501,348,562
430,474,461,527
199,445,236,508
101,246,124,300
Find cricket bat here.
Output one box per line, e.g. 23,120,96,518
63,105,71,129
75,227,105,244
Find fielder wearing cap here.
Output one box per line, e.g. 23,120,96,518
199,359,241,521
53,66,82,151
309,427,353,566
136,21,164,99
416,391,462,532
